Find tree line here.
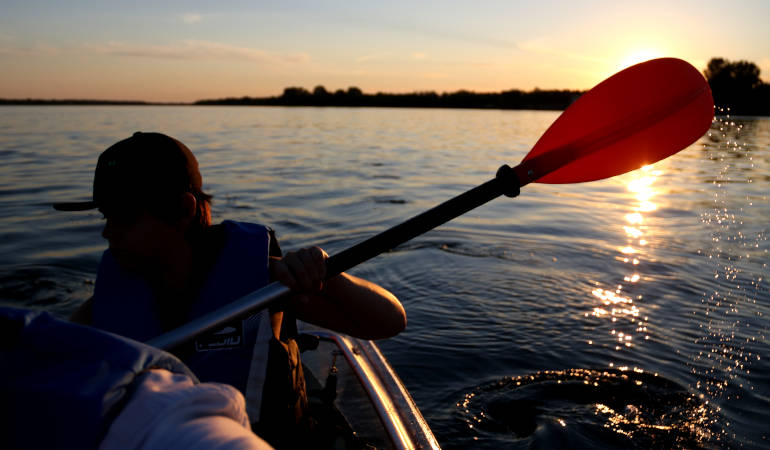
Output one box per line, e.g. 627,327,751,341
194,86,582,110
703,57,770,115
194,58,769,115
3,58,767,114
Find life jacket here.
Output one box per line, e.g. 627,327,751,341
0,306,195,450
91,220,278,421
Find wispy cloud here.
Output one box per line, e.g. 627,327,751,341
357,52,428,63
518,39,608,65
90,40,310,64
0,41,60,57
356,52,392,63
181,12,203,24
420,72,448,79
349,17,517,51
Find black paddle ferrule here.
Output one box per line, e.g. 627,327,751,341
496,164,520,198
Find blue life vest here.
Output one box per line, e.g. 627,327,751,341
90,220,274,420
0,306,195,450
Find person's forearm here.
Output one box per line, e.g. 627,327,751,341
294,272,406,340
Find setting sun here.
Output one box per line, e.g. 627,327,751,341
619,49,667,71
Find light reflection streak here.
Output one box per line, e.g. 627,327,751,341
588,165,662,353
459,369,717,446
624,226,643,238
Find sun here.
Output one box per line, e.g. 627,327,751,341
618,48,667,71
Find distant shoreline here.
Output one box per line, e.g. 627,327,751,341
0,99,572,111
2,82,767,116
0,87,583,111
4,58,770,115
193,87,583,111
1,98,761,116
0,99,185,106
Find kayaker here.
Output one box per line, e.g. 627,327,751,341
53,132,407,447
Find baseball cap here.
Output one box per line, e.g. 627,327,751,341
53,132,203,215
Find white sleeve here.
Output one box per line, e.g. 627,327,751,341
100,369,273,450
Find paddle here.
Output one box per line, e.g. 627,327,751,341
148,57,714,350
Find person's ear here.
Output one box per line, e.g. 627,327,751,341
179,192,197,228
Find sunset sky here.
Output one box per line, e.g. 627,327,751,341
1,0,769,103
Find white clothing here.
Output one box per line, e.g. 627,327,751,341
100,369,273,450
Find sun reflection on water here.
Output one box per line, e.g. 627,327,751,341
587,165,662,352
458,368,718,447
579,114,767,446
690,112,767,418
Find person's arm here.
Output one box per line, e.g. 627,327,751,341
100,369,273,450
269,247,406,340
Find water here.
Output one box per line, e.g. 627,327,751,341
0,106,767,448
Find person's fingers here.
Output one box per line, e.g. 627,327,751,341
298,248,327,291
271,247,329,294
269,258,296,289
283,252,311,291
309,246,328,280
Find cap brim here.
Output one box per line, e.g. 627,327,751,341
53,201,98,211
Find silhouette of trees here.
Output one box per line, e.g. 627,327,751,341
194,59,770,115
12,57,768,114
312,85,329,97
704,58,769,115
346,87,363,98
194,86,582,110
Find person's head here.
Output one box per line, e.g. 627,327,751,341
54,132,213,271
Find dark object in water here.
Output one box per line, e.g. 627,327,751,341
458,368,721,449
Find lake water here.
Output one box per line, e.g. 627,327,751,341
0,106,767,449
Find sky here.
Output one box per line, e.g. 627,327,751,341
1,0,769,103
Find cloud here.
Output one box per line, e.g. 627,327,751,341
357,52,428,63
356,18,517,50
181,12,203,24
518,39,608,65
421,72,448,79
90,40,310,64
0,33,61,57
0,41,60,57
356,52,392,63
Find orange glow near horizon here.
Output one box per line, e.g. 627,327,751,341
0,2,767,102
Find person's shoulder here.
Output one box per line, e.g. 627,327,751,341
208,220,281,256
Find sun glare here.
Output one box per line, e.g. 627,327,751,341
618,49,666,71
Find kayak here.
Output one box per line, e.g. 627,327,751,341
298,325,440,450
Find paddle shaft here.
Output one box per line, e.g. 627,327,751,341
327,164,520,277
148,165,520,350
118,59,716,351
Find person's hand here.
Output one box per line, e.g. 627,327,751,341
269,247,328,304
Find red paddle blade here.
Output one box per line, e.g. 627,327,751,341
515,58,714,185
